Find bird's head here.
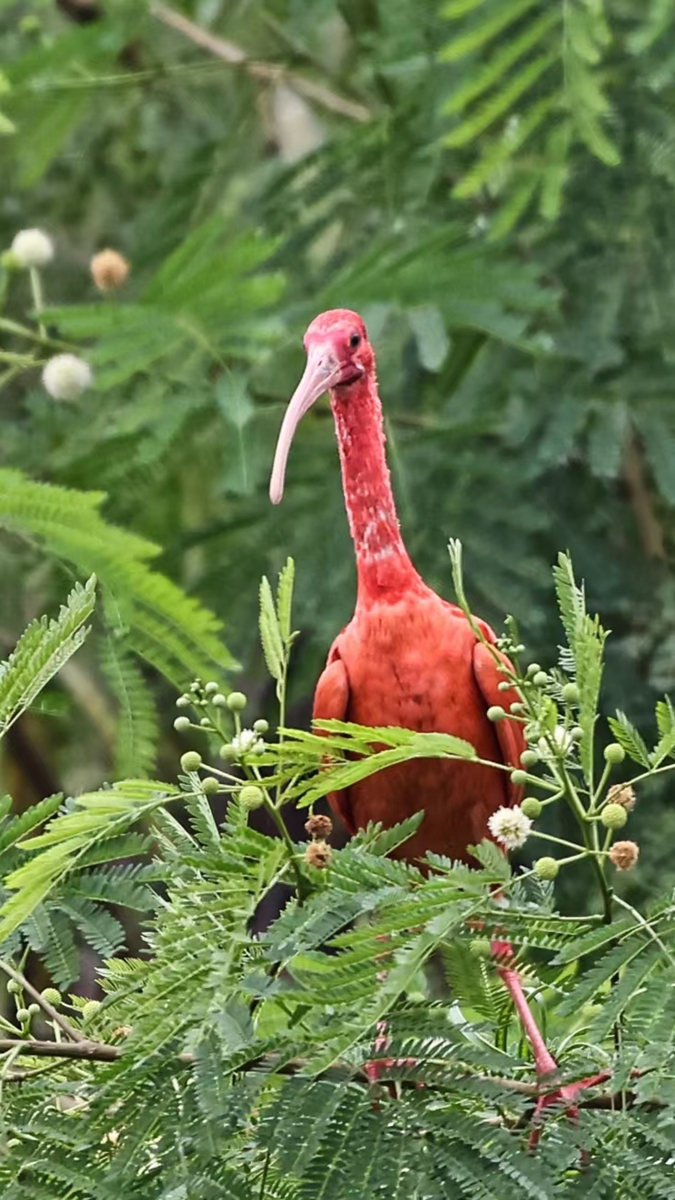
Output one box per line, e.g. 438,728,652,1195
269,309,372,504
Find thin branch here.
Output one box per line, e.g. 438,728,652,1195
623,433,666,560
151,3,371,122
0,1038,120,1062
0,1036,659,1112
0,961,87,1044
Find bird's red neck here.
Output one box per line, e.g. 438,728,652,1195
330,372,425,606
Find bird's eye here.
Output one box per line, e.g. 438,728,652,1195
349,333,361,349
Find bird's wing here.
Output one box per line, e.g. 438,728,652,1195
472,640,526,807
312,648,356,834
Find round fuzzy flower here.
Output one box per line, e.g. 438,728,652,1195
231,728,265,755
81,1000,101,1022
488,805,532,851
607,782,636,812
305,814,333,840
42,354,92,402
304,840,332,869
90,248,129,291
609,840,639,871
11,228,54,268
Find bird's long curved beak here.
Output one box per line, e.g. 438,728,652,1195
269,346,343,504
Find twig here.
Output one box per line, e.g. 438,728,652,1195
151,3,370,122
0,961,87,1044
623,433,666,560
0,1038,120,1062
0,1036,659,1113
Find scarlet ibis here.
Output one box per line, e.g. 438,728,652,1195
270,308,582,1115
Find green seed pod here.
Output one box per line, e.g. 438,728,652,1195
604,743,626,765
220,743,234,759
27,1003,40,1016
239,785,265,810
533,671,549,687
562,682,580,704
570,726,583,742
254,718,269,734
41,988,62,1007
15,1008,30,1023
7,980,21,995
204,682,219,696
199,717,211,727
497,681,511,693
173,716,190,733
213,693,227,707
534,857,559,881
176,695,191,709
510,769,528,786
180,751,202,773
82,1000,101,1022
520,749,538,767
527,663,541,677
510,702,525,715
201,776,220,795
521,797,542,819
469,937,492,959
487,706,506,722
226,691,247,712
601,803,628,830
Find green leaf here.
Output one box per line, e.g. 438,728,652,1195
440,0,541,61
0,780,178,944
608,711,651,768
100,637,159,778
553,553,606,785
0,576,95,737
259,574,285,687
276,558,296,645
0,468,236,687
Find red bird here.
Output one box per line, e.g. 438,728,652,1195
270,309,589,1112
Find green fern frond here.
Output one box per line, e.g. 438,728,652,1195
100,636,158,778
0,575,95,736
0,468,236,686
441,0,620,226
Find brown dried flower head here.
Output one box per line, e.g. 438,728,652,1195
607,783,636,811
305,813,333,840
90,248,129,291
609,840,640,871
304,840,332,869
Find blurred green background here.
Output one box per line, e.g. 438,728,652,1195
0,0,673,914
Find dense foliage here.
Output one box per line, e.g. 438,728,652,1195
0,554,671,1197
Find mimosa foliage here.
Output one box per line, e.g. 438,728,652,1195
0,581,158,984
0,555,673,1196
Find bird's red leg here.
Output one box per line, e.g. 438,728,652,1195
492,940,606,1148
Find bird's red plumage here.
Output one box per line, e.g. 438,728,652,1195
285,309,526,863
314,590,524,863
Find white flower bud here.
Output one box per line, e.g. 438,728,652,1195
42,354,92,402
11,228,54,268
